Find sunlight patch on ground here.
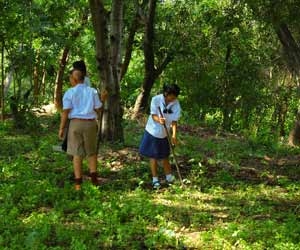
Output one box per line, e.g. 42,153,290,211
32,103,57,116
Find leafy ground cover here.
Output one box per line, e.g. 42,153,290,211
0,114,300,249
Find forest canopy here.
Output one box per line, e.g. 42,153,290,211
1,0,300,143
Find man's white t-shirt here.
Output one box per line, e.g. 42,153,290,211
63,83,102,119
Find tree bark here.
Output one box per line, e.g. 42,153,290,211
1,40,4,121
33,52,40,106
222,44,233,130
89,0,124,141
132,0,173,119
41,62,46,96
275,23,300,145
53,11,88,110
275,23,300,76
120,0,145,80
132,0,156,118
54,47,69,110
288,112,300,146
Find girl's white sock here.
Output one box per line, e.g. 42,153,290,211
166,174,173,182
152,177,159,183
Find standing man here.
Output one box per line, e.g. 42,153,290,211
59,69,102,190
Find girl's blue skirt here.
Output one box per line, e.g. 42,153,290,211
139,130,170,159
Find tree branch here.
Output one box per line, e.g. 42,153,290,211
120,1,143,80
154,53,173,79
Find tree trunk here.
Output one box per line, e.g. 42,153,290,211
275,23,300,76
288,112,300,146
53,11,88,111
132,0,173,119
3,70,14,97
89,0,124,141
54,47,69,110
275,23,300,144
278,99,288,137
120,0,145,80
33,52,40,106
1,40,4,121
41,62,46,96
132,0,156,119
222,44,233,130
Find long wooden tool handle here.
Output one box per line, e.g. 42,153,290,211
158,106,183,185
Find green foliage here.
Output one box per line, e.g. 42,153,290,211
1,116,300,249
121,51,145,107
1,0,300,247
1,0,299,145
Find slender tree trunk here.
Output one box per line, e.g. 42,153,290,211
276,23,300,75
288,111,300,146
1,40,4,121
89,0,124,141
132,0,173,119
33,52,40,106
3,70,14,97
107,0,124,141
275,23,300,145
222,44,232,130
132,0,156,118
53,11,88,111
54,47,69,110
120,1,144,80
278,98,288,137
41,62,46,96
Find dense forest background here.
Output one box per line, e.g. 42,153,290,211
1,1,300,249
2,0,300,144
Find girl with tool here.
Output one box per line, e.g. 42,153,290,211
139,84,181,189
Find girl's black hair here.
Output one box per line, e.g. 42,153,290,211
163,83,180,97
72,60,87,76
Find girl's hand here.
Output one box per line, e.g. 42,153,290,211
158,117,166,125
171,137,178,146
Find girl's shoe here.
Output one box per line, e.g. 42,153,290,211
152,181,161,189
166,175,175,184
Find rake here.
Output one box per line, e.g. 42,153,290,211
158,106,183,185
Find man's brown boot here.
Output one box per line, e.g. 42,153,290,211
90,172,99,186
74,177,82,190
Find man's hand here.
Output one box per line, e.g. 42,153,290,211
59,128,64,140
59,109,70,140
100,89,108,102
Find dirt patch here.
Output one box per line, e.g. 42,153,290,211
98,146,140,171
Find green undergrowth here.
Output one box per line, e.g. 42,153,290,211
0,115,300,249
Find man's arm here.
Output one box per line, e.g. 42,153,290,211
95,107,103,116
94,89,108,115
59,109,71,139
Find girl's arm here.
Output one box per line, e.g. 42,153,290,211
171,121,178,145
152,114,165,125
